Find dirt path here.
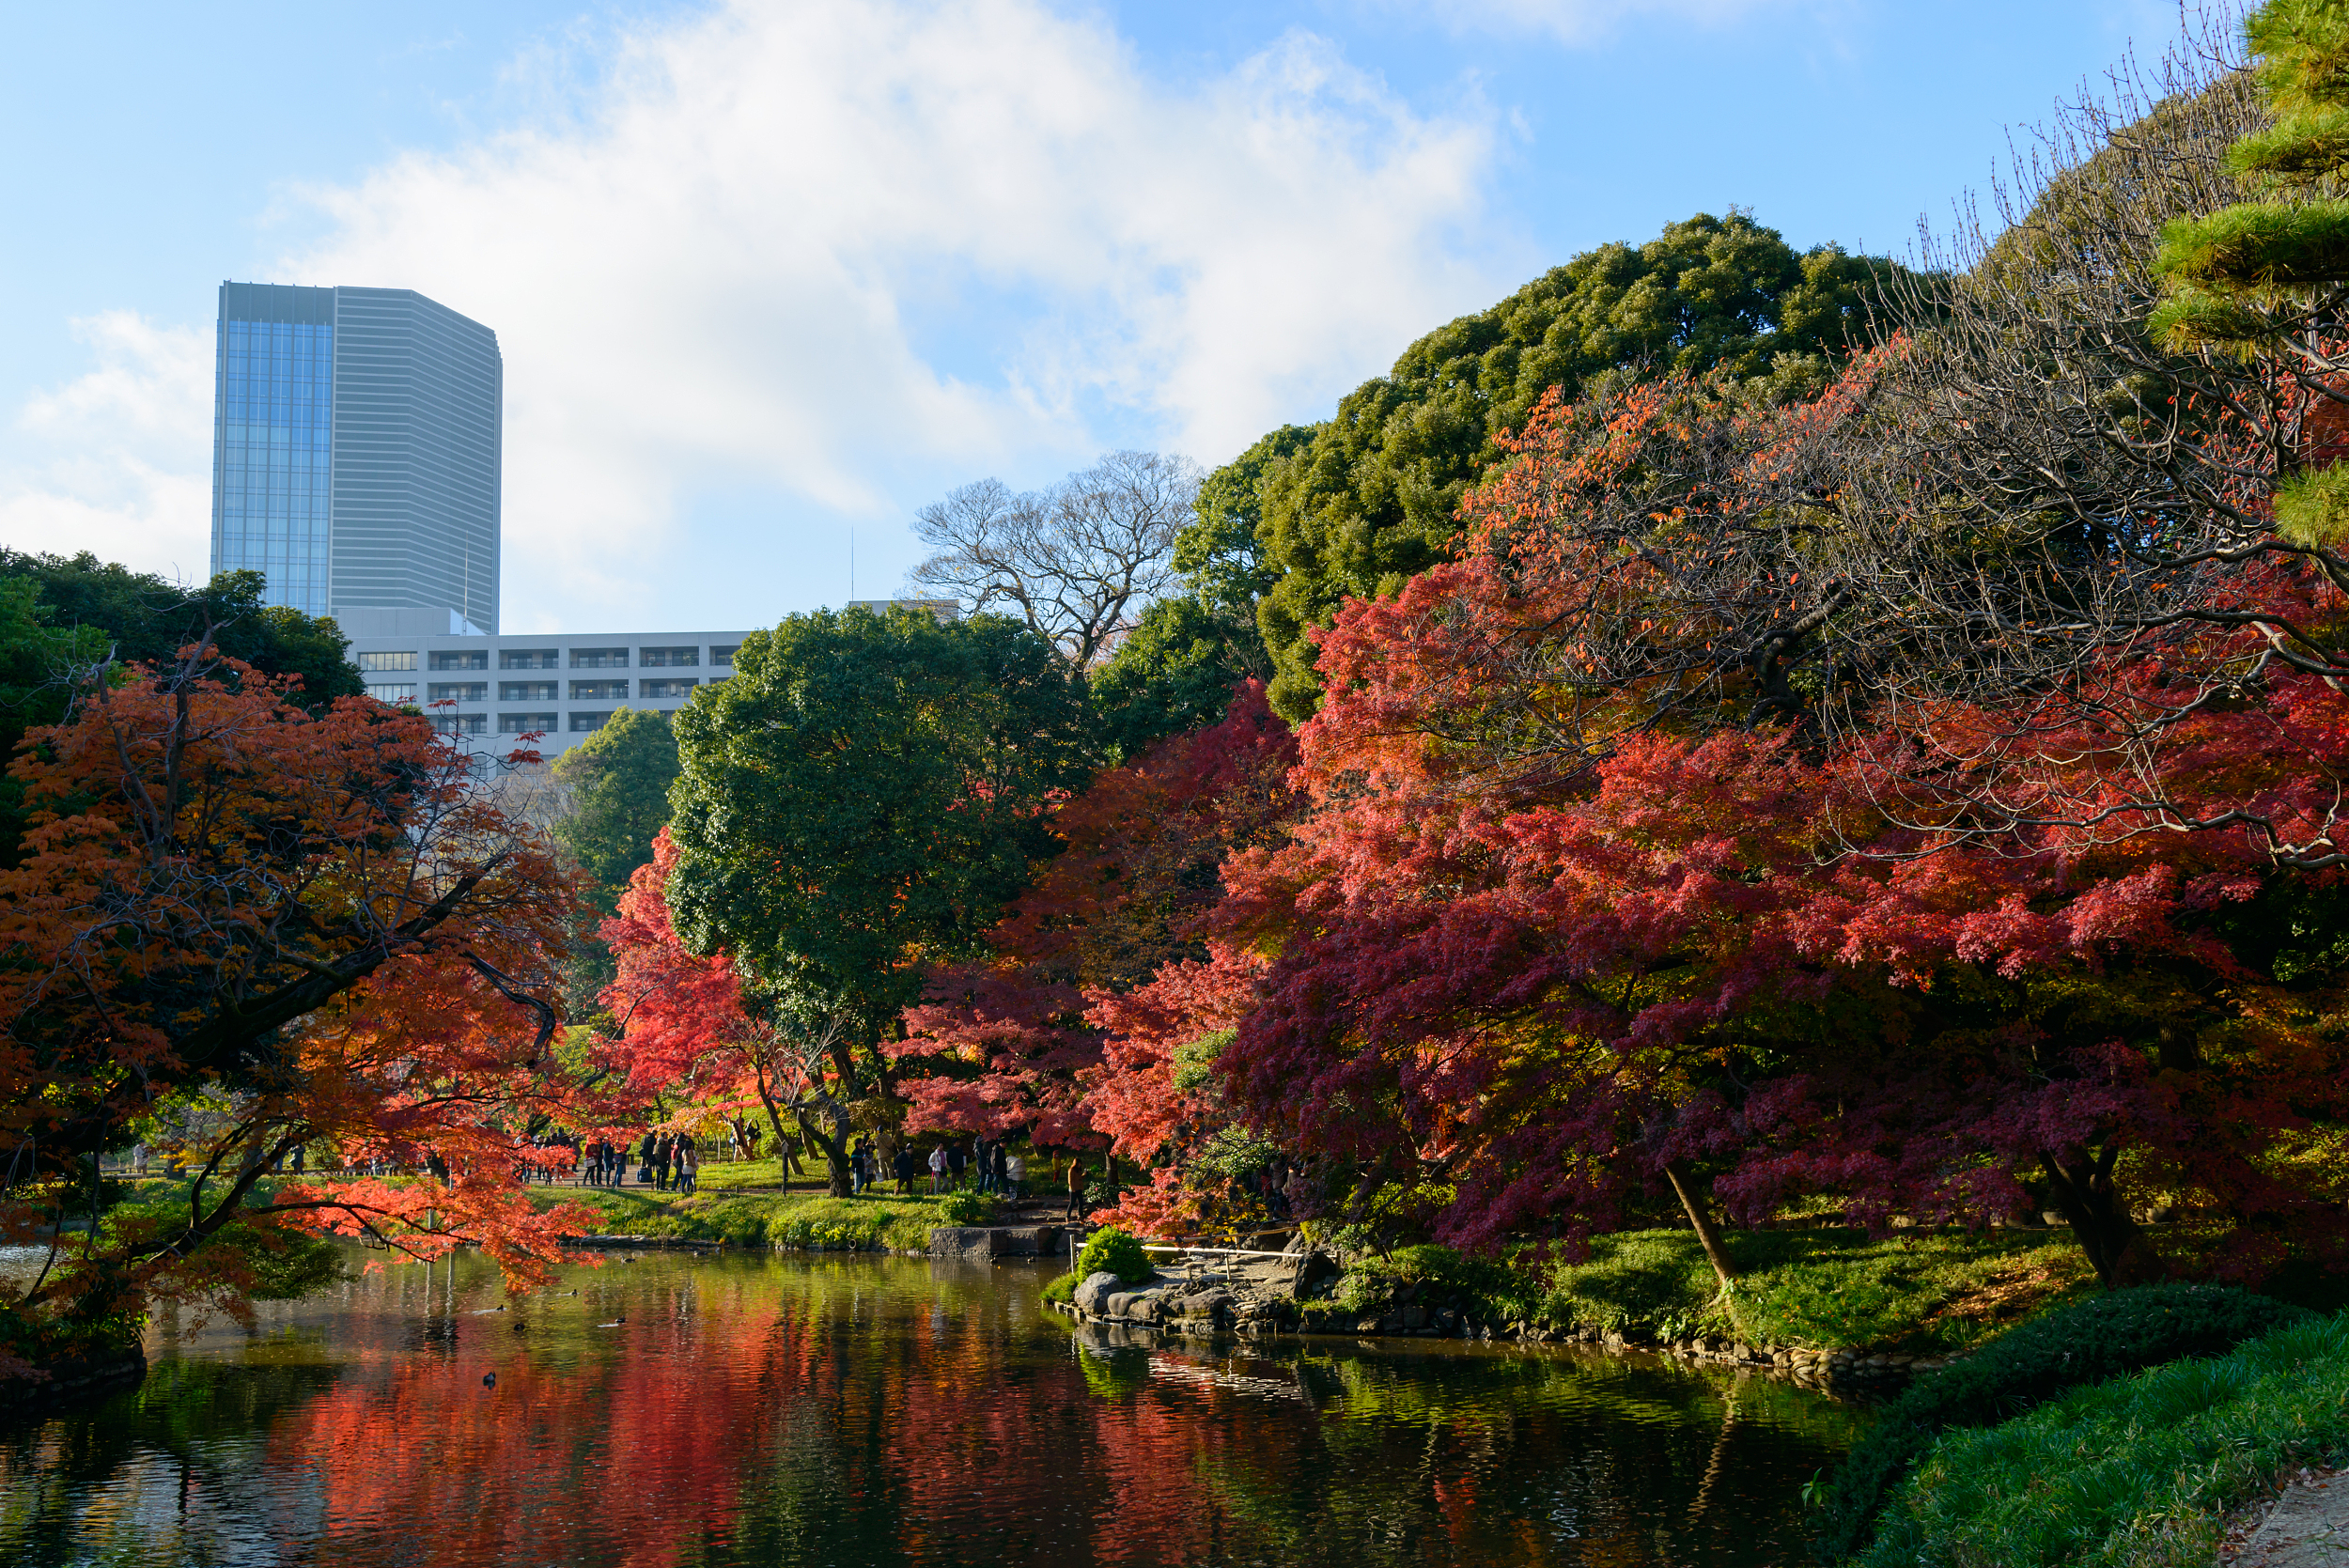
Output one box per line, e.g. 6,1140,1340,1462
2223,1467,2349,1566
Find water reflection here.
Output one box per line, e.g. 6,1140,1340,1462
0,1250,1859,1566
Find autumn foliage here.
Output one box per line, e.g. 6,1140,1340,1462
892,683,1297,1164
0,646,596,1345
1170,363,2349,1286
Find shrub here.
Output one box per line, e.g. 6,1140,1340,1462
938,1188,1000,1226
1077,1225,1153,1284
1813,1281,2315,1562
1041,1271,1077,1305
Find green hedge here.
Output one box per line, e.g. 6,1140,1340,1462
1814,1282,2314,1562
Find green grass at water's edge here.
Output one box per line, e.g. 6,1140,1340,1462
1854,1311,2349,1568
1315,1228,2100,1354
1543,1227,2100,1354
535,1182,958,1252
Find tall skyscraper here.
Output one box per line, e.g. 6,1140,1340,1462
210,283,503,633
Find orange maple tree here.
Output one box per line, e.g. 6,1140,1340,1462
0,641,597,1350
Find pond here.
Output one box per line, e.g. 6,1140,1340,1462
0,1248,1861,1566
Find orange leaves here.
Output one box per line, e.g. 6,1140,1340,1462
0,652,587,1318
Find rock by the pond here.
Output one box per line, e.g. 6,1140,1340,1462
1073,1271,1124,1315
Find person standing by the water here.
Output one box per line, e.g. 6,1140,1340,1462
1064,1156,1088,1220
928,1143,946,1193
679,1139,699,1195
849,1135,869,1196
1005,1150,1023,1201
992,1141,1009,1196
947,1141,968,1190
895,1146,914,1195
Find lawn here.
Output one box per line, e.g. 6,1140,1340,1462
536,1181,964,1252
1534,1226,2097,1353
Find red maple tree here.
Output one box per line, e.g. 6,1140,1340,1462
1187,366,2349,1287
891,683,1299,1165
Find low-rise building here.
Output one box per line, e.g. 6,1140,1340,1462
338,608,753,762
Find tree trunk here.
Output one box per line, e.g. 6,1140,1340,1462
2040,1148,2169,1289
1664,1159,1748,1335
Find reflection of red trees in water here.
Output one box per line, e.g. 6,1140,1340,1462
228,1261,1831,1567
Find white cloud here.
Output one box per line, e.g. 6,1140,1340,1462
0,313,213,582
0,0,1516,629
285,0,1511,625
1370,0,1788,45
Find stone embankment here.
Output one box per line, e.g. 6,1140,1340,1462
1068,1269,1286,1336
928,1225,1072,1261
1050,1252,1949,1392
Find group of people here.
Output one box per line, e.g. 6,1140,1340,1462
579,1131,700,1192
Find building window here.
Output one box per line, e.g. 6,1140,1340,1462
709,645,739,668
569,679,628,701
569,647,629,669
429,650,488,671
432,713,488,736
568,711,614,732
639,645,699,668
357,651,416,672
367,683,418,703
428,682,488,703
499,712,557,735
500,648,559,670
499,681,558,703
640,677,697,699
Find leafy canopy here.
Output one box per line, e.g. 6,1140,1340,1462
1224,211,1896,718
552,706,680,919
665,606,1096,1044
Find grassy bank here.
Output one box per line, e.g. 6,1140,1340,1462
1310,1227,2095,1354
539,1181,958,1252
1855,1309,2349,1568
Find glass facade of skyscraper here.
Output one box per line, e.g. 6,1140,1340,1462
210,287,335,616
209,282,502,632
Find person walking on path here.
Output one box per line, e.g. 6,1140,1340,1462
927,1144,947,1194
1064,1156,1088,1220
1005,1151,1024,1202
639,1131,657,1186
678,1140,699,1195
946,1141,968,1190
894,1147,914,1195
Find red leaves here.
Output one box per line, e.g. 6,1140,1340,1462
890,684,1300,1156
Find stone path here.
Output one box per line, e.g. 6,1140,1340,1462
2225,1467,2349,1566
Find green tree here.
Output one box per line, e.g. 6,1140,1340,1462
664,607,1096,1189
552,707,680,919
551,706,682,1021
1091,425,1311,756
1233,211,1895,718
0,552,362,710
2153,0,2349,547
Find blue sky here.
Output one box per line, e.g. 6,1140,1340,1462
0,0,2193,632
